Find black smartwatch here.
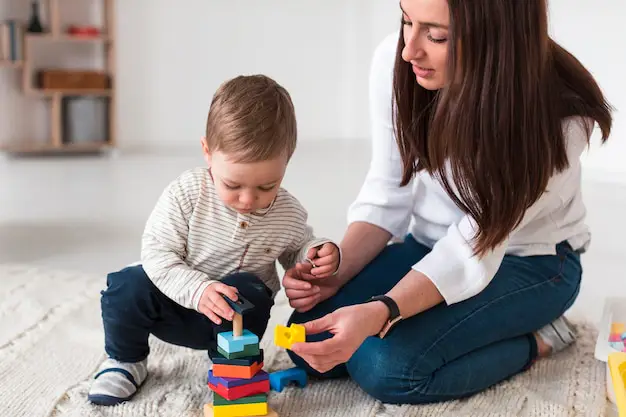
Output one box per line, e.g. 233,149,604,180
365,295,403,338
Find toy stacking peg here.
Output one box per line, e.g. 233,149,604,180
233,313,243,337
221,293,254,337
205,293,282,416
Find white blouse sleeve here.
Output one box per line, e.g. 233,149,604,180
347,33,416,238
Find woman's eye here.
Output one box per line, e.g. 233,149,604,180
427,30,448,44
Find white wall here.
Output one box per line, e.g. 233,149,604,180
115,0,398,150
548,0,626,180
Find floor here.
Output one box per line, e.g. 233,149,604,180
1,140,625,326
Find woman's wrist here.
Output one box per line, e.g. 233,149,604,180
360,301,391,337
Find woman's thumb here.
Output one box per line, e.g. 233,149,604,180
303,314,333,335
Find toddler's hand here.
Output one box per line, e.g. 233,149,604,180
198,282,238,325
306,243,340,278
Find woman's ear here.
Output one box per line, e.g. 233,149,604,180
200,137,211,166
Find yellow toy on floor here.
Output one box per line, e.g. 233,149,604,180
608,352,626,417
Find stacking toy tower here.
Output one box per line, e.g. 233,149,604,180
203,294,277,417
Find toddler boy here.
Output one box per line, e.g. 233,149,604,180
88,74,340,405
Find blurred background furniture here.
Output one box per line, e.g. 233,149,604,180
0,0,115,155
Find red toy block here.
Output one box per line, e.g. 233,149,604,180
208,379,270,401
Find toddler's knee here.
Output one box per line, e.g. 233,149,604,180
102,265,154,306
222,272,273,308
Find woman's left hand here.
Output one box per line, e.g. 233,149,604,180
290,301,389,373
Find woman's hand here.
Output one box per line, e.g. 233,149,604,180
282,263,342,312
290,301,389,373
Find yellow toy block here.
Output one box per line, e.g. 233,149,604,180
608,352,626,417
203,403,278,417
274,323,305,350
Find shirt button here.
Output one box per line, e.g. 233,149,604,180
264,248,271,254
239,221,248,229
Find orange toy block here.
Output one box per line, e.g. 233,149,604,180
612,322,626,335
212,361,264,379
203,403,279,417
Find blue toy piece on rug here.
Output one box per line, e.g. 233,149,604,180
269,367,307,392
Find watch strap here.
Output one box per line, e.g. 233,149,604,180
367,295,400,320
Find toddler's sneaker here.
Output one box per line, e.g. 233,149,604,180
88,358,148,406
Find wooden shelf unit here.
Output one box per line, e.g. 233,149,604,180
0,0,116,155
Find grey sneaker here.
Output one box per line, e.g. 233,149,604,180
88,358,148,406
537,316,577,354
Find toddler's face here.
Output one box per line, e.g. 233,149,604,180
205,149,287,214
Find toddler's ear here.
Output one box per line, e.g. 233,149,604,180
200,137,212,166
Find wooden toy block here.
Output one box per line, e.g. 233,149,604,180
213,392,267,406
608,352,626,416
213,401,267,417
218,330,259,354
209,347,264,366
217,343,260,360
204,403,279,417
212,361,264,379
208,379,270,401
610,333,623,343
269,367,307,392
221,293,255,315
274,324,305,350
612,322,626,335
208,370,269,389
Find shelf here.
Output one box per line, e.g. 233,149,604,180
0,60,23,68
26,89,112,97
2,0,117,155
25,33,111,43
1,140,111,154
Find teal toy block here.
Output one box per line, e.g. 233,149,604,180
269,367,307,392
217,329,259,354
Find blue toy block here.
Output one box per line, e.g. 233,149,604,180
217,329,259,354
269,367,307,392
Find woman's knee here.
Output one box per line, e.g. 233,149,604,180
347,337,434,404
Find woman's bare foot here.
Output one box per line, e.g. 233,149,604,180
535,332,552,357
534,316,577,358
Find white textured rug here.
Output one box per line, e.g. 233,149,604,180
0,264,610,417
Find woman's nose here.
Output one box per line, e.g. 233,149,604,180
402,31,426,62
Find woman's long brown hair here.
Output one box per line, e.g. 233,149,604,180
393,0,613,256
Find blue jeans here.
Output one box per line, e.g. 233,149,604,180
287,235,582,404
101,265,274,362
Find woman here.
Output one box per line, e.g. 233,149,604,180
282,0,612,405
